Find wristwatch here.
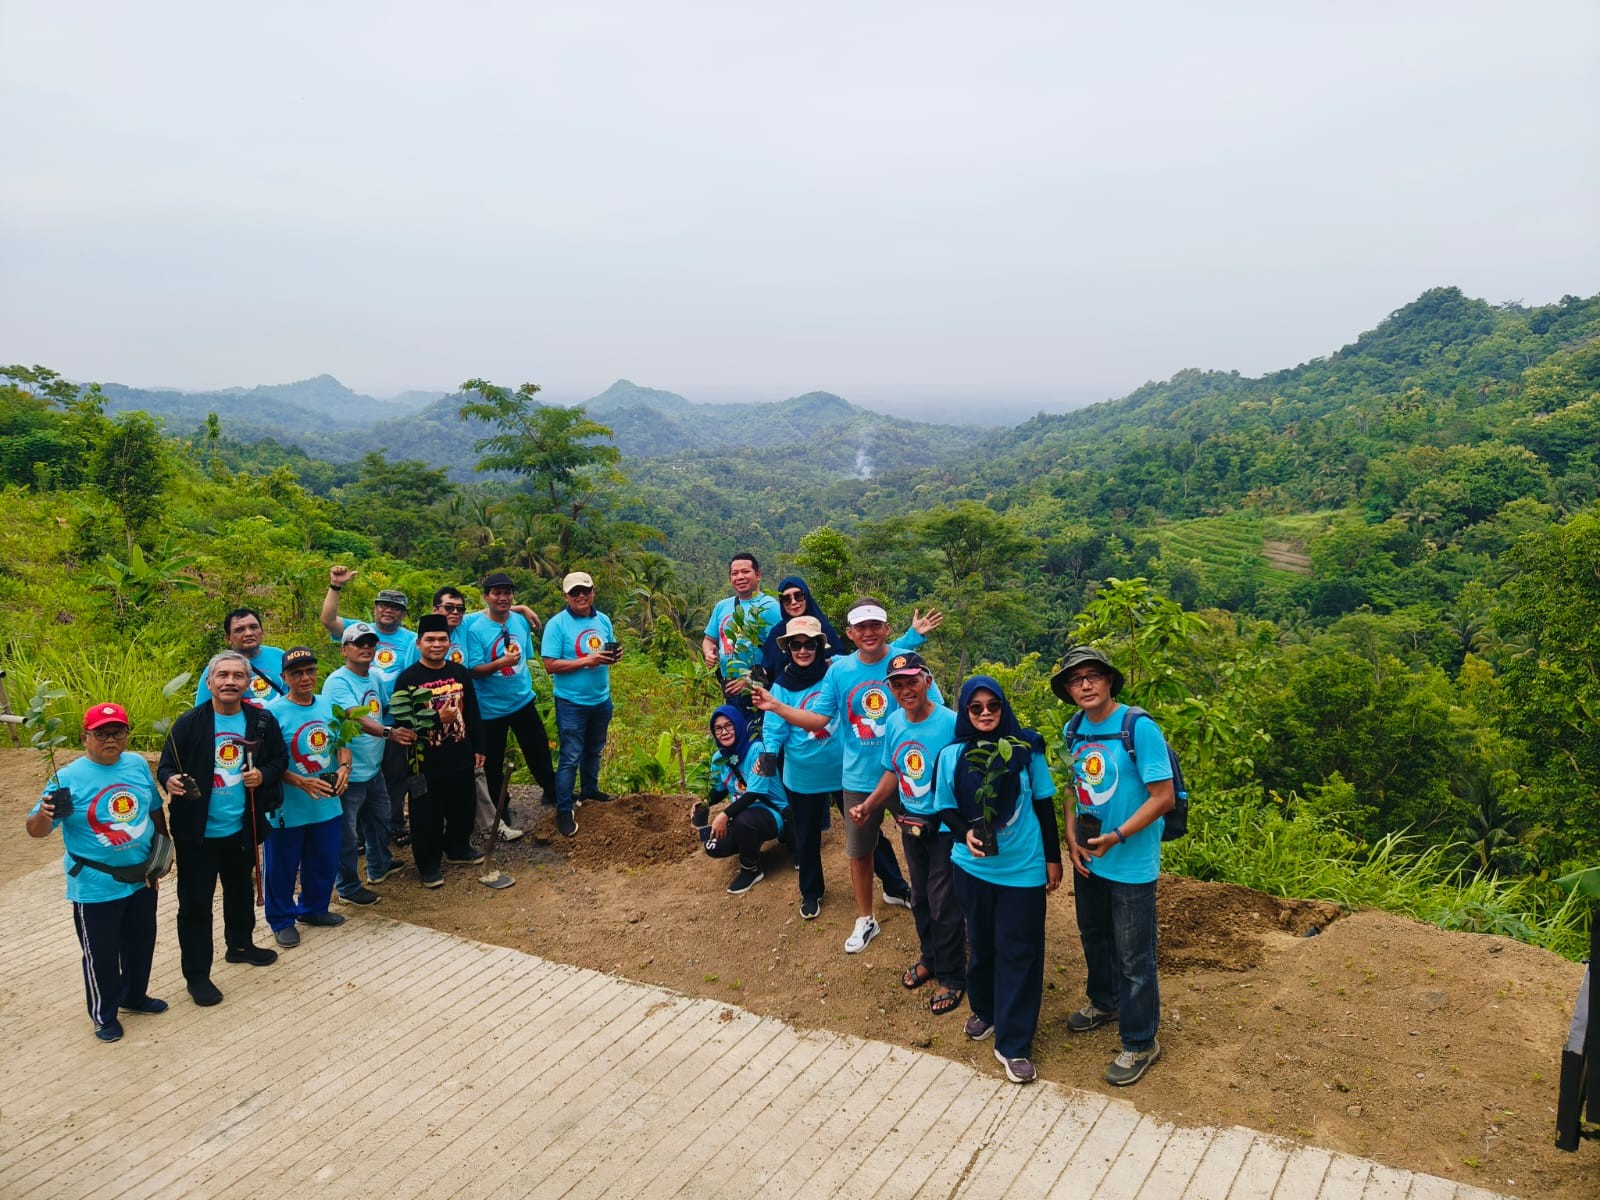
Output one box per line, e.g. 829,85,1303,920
380,726,392,740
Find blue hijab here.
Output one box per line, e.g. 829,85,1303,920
760,577,845,678
710,704,753,764
950,676,1044,825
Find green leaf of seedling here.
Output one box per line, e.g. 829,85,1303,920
162,672,194,698
1554,866,1600,900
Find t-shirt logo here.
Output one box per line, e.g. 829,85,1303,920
904,748,925,778
249,675,273,698
216,740,244,770
896,740,934,800
582,631,604,654
1073,743,1117,808
447,647,464,664
375,646,397,670
861,687,888,719
86,783,149,847
308,728,330,753
107,790,138,822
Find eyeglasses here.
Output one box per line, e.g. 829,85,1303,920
779,590,805,603
86,727,130,740
966,701,1002,716
787,638,825,652
1065,671,1107,689
438,604,466,613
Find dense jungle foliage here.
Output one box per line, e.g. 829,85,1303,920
3,285,1597,956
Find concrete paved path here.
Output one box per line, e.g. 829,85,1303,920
0,865,1511,1199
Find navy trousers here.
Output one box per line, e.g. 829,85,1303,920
73,886,158,1029
263,816,341,931
953,865,1047,1059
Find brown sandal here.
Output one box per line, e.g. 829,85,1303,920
901,962,933,990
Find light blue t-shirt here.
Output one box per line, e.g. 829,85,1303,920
944,744,1057,889
1069,705,1173,885
322,666,387,782
807,655,946,792
328,619,418,709
711,742,789,836
196,645,286,707
33,753,162,904
878,705,959,818
445,630,469,669
761,677,843,795
704,594,781,676
462,611,537,720
266,693,343,829
206,710,249,837
541,608,615,706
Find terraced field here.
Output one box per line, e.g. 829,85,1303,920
1156,510,1342,597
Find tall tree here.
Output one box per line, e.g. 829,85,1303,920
458,378,625,561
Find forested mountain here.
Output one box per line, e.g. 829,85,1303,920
5,285,1600,960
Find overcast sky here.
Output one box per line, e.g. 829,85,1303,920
2,2,1596,419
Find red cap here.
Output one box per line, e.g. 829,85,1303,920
83,702,130,731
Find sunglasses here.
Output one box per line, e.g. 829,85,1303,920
966,700,1002,716
438,604,466,613
786,637,825,652
567,586,594,595
780,590,806,602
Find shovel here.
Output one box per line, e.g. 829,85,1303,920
476,771,515,890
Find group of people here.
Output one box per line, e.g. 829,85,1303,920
31,552,1175,1092
693,553,1176,1088
29,566,621,1033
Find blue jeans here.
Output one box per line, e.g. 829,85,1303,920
554,697,612,813
1073,871,1159,1052
336,774,393,896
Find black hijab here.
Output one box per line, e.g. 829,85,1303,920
950,675,1044,826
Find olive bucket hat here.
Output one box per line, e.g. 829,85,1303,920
1049,645,1125,702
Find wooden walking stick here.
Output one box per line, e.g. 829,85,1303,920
243,739,264,905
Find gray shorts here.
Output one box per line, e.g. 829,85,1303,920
842,789,887,860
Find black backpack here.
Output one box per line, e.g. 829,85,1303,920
1064,706,1189,841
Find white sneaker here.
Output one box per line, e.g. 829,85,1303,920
498,820,525,842
844,915,880,954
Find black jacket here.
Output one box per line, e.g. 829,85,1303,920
157,701,287,843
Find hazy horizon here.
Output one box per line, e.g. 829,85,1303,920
4,3,1596,412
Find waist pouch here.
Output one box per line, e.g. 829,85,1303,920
894,811,934,838
67,833,175,887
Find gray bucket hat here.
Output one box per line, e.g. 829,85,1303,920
1049,645,1125,702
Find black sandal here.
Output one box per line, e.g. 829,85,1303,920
901,962,933,990
930,986,964,1016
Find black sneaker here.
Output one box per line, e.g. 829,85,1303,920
339,887,382,907
120,996,168,1015
187,980,224,1007
95,1019,124,1043
421,872,444,889
727,866,764,895
582,791,615,804
882,886,913,909
225,945,278,967
557,811,579,838
368,861,406,885
444,847,486,865
800,896,821,920
273,926,300,948
299,911,347,927
1066,1003,1118,1033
